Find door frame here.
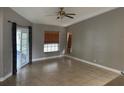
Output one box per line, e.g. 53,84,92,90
66,32,72,54
12,22,32,75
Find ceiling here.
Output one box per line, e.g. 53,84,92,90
11,7,117,27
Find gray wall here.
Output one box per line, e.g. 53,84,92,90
1,8,32,77
0,7,66,78
0,8,4,78
67,8,124,71
32,24,66,59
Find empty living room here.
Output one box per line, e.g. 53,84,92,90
1,6,124,88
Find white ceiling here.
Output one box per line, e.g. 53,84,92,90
11,7,117,27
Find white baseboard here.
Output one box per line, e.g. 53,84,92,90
65,55,121,74
0,73,12,82
32,55,64,62
32,54,121,74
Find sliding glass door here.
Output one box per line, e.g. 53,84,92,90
16,26,29,70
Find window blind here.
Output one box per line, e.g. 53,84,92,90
44,31,59,43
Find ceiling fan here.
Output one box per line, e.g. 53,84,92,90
56,7,76,19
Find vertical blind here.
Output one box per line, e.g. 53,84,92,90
44,31,59,43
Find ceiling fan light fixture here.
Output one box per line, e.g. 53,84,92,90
56,7,76,20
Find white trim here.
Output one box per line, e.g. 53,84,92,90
65,55,121,74
32,54,121,74
0,73,12,82
32,55,64,62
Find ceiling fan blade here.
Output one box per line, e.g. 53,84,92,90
66,13,76,15
65,15,74,19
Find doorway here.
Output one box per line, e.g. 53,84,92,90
11,22,32,75
16,26,29,70
66,32,72,54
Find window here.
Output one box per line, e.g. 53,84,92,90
44,43,59,52
44,31,59,52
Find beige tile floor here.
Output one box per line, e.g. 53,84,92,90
0,57,119,86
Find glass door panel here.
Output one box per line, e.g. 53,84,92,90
17,30,21,69
21,31,29,66
16,27,29,70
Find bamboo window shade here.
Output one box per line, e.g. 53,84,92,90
44,31,59,43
